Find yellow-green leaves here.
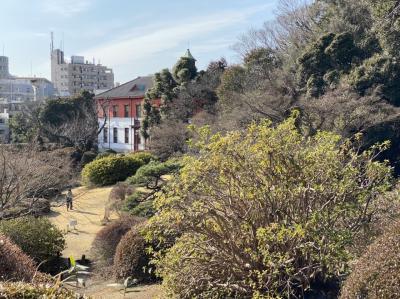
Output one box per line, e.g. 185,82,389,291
146,116,393,298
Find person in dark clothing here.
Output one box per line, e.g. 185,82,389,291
66,189,73,211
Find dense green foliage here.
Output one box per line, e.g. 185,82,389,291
125,160,181,217
0,217,65,263
348,54,400,105
10,91,100,152
82,152,154,186
340,220,400,298
142,53,222,146
146,117,392,298
172,51,197,85
141,69,176,139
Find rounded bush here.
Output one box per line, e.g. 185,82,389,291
92,216,144,267
127,151,156,164
340,221,400,299
113,224,153,281
82,155,146,186
0,216,65,263
96,149,117,160
0,234,36,282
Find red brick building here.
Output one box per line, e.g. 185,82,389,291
95,76,160,152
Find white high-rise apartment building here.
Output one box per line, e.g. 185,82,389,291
51,49,114,97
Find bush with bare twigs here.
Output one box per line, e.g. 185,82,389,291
92,216,145,269
0,145,72,220
113,223,154,281
0,282,88,298
0,234,36,282
340,220,400,299
103,183,134,221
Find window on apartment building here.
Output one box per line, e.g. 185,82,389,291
112,105,118,117
124,105,129,118
136,104,142,118
113,128,118,143
124,128,129,144
0,119,4,124
103,128,108,143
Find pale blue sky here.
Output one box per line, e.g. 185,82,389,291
0,0,279,83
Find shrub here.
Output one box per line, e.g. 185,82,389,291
146,116,392,298
96,149,117,160
0,216,65,263
82,155,146,186
124,160,181,218
348,54,400,106
340,220,400,299
126,160,181,187
129,200,155,218
0,234,36,282
0,282,88,298
113,223,154,281
127,151,156,164
92,216,144,267
81,150,97,166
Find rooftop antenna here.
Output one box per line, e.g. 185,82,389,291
2,44,4,56
62,32,65,52
30,61,32,77
50,31,54,52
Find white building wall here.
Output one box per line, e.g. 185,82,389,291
98,117,145,153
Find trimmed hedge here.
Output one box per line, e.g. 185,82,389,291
82,156,142,186
96,149,117,160
0,217,65,263
113,223,154,281
92,216,144,267
82,152,156,186
340,220,400,299
0,234,36,282
126,152,155,164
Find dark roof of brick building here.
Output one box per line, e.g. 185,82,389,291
95,76,153,99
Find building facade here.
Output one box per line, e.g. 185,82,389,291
96,76,159,152
0,56,55,142
51,49,114,96
0,109,10,142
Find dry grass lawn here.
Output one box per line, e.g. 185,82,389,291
48,186,162,299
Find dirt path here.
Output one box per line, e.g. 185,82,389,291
48,186,162,299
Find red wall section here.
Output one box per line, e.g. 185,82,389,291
97,97,161,118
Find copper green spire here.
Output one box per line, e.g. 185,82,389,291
183,49,196,61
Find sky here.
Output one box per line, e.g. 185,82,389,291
0,0,279,84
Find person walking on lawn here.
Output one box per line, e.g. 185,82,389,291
66,189,73,211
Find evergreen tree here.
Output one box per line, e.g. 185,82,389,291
172,49,197,85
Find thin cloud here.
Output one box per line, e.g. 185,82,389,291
82,4,273,75
41,0,93,17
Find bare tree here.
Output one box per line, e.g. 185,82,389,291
234,0,321,60
0,144,72,219
41,97,110,152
